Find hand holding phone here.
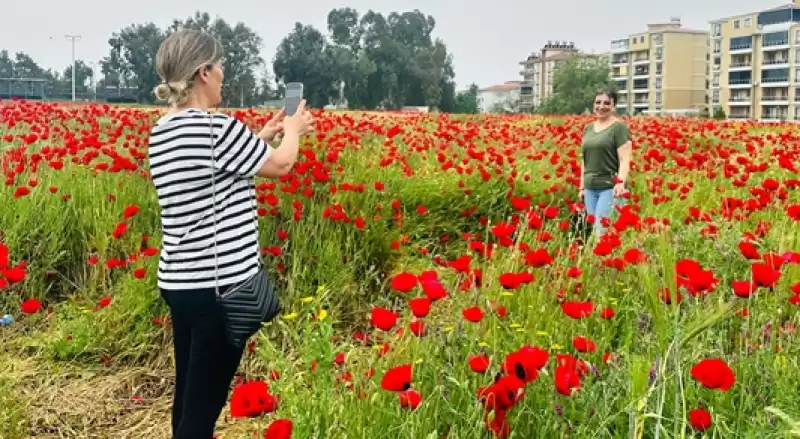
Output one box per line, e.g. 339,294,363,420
283,99,314,137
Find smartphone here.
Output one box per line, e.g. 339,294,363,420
284,83,304,116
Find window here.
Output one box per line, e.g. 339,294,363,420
744,18,751,27
728,71,749,85
757,8,799,26
761,68,789,83
655,78,662,89
796,30,800,43
730,36,753,50
712,90,719,103
714,40,721,53
763,31,789,46
713,23,721,36
712,73,720,87
734,20,740,29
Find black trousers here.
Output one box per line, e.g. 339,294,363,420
161,288,245,439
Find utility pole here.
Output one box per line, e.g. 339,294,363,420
65,34,81,101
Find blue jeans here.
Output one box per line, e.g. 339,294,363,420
584,188,619,237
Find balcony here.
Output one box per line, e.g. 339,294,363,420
728,112,751,120
729,78,752,89
632,57,649,65
729,95,751,106
611,40,630,53
761,76,790,87
729,61,751,72
761,94,790,105
611,56,628,66
633,100,649,108
633,66,649,79
761,113,789,122
762,58,790,69
762,40,790,51
729,44,753,54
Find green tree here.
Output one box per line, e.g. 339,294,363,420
60,60,94,95
100,22,164,102
0,50,13,78
285,7,456,110
272,23,341,108
453,83,479,114
537,55,614,115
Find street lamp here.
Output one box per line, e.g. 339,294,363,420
65,34,81,101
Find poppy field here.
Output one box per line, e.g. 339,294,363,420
2,100,800,438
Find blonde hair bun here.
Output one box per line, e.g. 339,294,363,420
153,81,190,106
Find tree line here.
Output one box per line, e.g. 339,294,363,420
1,9,616,114
1,9,482,112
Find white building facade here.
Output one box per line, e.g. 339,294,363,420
476,82,522,113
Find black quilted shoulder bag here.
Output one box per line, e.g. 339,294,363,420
207,114,281,349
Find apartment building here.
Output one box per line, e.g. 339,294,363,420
709,1,800,121
609,18,708,116
518,41,606,112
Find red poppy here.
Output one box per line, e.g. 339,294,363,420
462,306,484,323
561,300,594,319
229,380,278,418
264,418,293,439
21,298,42,314
572,336,596,353
408,297,431,318
398,389,422,409
390,272,417,293
690,358,735,391
370,307,398,331
381,364,412,392
468,354,491,373
501,345,548,383
688,408,712,431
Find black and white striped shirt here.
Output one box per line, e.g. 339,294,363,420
147,108,272,291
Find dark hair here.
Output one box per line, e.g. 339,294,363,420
594,89,618,105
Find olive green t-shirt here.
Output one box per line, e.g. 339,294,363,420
581,120,630,190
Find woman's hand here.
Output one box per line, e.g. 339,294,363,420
259,109,285,142
612,183,627,197
283,100,314,137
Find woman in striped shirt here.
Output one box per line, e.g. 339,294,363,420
148,29,313,438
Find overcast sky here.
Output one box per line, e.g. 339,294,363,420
1,0,770,90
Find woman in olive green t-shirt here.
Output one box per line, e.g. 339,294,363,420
578,89,633,236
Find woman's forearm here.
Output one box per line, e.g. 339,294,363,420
617,158,630,183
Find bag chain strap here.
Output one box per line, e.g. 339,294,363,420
208,113,262,298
